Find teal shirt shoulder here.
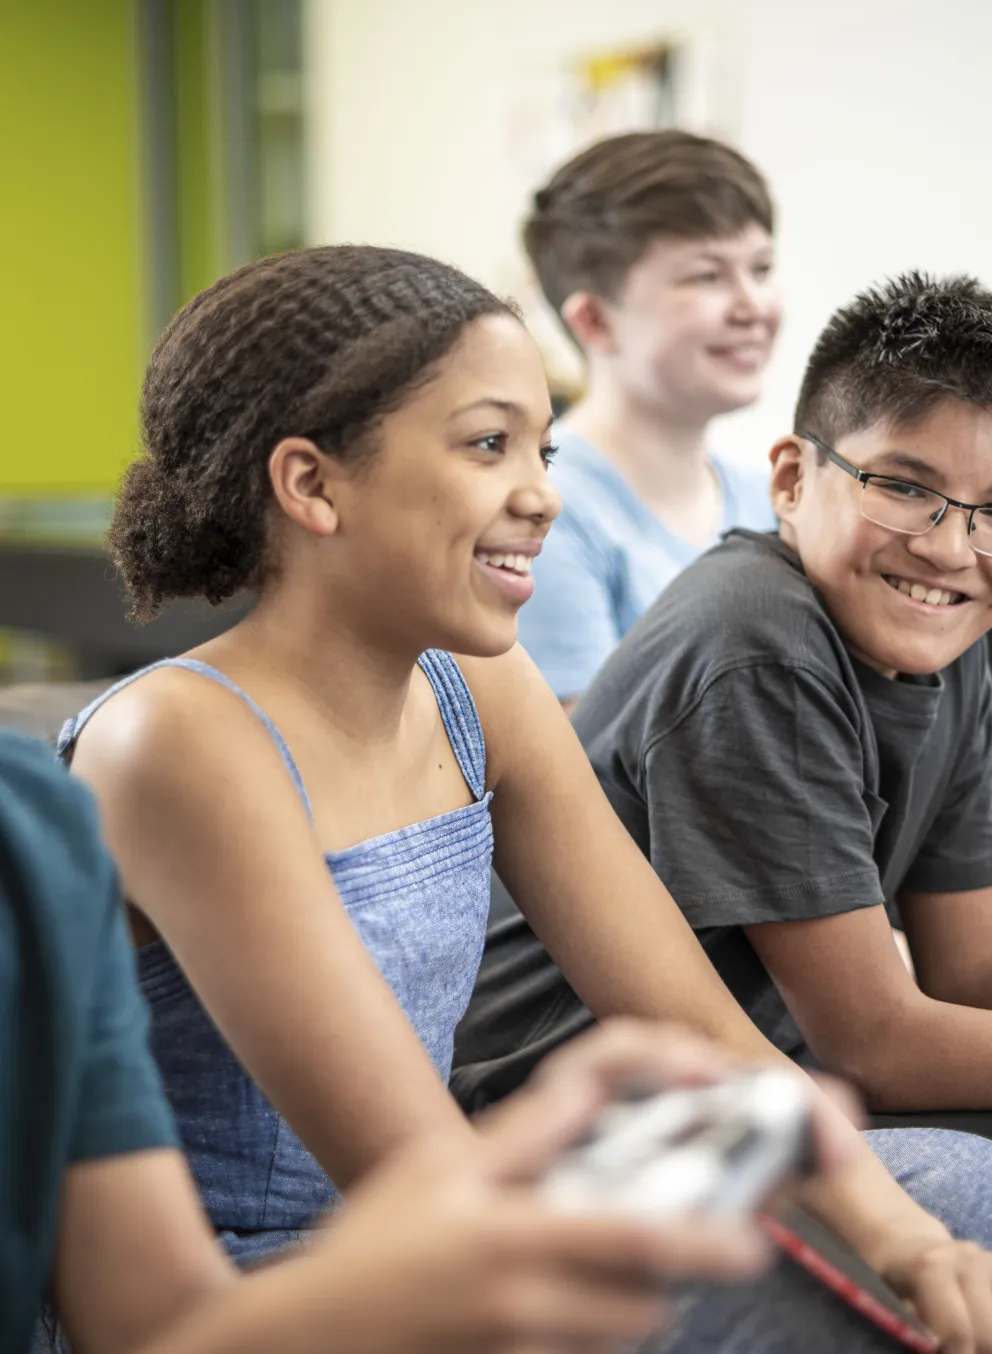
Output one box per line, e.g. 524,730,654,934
517,428,777,698
0,733,176,1354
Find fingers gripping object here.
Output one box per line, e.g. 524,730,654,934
540,1068,938,1351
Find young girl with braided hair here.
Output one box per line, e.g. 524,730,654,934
61,245,992,1354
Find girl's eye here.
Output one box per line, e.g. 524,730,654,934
473,433,507,454
541,443,559,468
686,271,721,285
752,261,774,280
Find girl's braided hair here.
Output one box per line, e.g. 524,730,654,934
110,245,515,620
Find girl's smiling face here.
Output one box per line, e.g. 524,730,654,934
272,313,561,659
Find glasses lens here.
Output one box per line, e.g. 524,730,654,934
861,479,944,535
971,507,992,556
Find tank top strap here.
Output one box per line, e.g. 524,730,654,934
57,657,313,819
417,650,487,801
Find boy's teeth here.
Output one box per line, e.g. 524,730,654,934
890,577,957,606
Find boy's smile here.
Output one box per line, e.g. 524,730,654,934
881,573,966,610
773,400,992,678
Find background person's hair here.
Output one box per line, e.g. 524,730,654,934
110,245,516,621
523,129,774,318
794,271,992,454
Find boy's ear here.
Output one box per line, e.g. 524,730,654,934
769,436,808,521
268,437,341,538
560,291,617,356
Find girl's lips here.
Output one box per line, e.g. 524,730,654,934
474,557,535,604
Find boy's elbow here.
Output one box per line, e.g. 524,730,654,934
805,1004,925,1111
915,963,992,1011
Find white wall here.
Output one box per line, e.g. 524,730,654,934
304,0,992,464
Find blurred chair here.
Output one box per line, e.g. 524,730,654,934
0,681,110,744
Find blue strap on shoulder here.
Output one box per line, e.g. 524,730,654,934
417,650,487,801
57,658,313,818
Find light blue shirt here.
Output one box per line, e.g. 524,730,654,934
519,428,777,698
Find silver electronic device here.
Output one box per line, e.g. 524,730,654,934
541,1068,815,1221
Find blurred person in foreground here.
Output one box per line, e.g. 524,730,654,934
518,130,780,708
3,728,799,1354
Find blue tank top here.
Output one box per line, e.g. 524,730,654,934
57,651,493,1263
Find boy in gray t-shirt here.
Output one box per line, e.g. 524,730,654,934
454,270,992,1115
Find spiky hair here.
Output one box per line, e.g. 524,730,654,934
794,271,992,446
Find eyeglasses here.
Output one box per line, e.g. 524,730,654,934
796,431,992,558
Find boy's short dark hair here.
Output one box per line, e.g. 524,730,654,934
523,129,774,315
795,271,992,449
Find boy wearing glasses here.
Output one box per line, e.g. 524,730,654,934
456,271,992,1116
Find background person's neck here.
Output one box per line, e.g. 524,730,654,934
561,383,722,546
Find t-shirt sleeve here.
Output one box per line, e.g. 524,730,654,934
516,507,622,699
638,662,886,927
70,887,179,1162
0,733,178,1164
900,662,992,895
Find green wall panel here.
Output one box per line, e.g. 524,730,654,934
0,0,143,494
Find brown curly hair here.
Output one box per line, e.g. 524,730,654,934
110,245,516,620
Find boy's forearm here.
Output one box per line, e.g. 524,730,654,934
832,991,992,1110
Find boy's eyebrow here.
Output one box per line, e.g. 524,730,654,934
449,398,554,430
870,448,992,502
869,449,946,485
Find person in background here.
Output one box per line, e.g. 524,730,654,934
1,729,795,1354
455,270,992,1166
57,246,992,1354
519,129,780,708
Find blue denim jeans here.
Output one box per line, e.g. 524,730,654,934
657,1127,992,1354
865,1127,992,1243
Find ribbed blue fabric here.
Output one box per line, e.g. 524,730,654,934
58,650,493,1262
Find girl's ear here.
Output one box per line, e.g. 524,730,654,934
769,436,807,523
268,437,341,537
560,291,618,356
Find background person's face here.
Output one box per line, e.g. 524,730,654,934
774,402,992,677
603,225,781,420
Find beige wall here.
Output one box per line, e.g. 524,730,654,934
304,0,992,464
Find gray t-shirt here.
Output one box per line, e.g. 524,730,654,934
451,530,992,1109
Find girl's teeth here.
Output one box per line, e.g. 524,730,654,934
925,588,943,605
910,584,927,601
477,551,534,574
